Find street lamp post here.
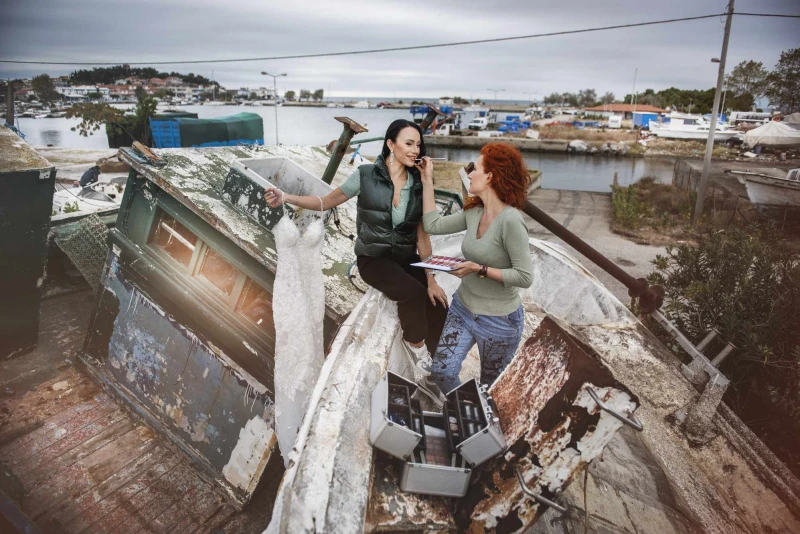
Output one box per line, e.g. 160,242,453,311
261,71,287,145
487,88,505,107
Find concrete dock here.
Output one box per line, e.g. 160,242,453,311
525,188,664,304
425,134,569,153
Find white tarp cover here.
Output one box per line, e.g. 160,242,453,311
783,113,800,125
744,121,800,148
272,215,326,467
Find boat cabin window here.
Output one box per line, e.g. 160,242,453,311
684,119,697,125
199,247,241,297
148,208,275,339
153,211,198,268
238,279,275,334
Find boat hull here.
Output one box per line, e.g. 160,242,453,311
650,125,738,141
740,175,800,219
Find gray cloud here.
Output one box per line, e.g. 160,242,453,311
1,0,797,101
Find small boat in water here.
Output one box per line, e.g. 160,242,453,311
650,113,739,141
728,167,800,219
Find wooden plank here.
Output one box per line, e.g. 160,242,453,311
24,426,156,519
192,502,237,534
88,463,196,534
54,444,173,527
2,397,117,465
163,480,226,534
22,418,134,489
65,448,179,533
0,375,97,448
12,410,126,478
147,480,206,533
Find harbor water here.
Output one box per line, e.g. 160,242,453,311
15,105,675,192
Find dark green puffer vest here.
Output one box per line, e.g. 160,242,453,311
354,155,423,261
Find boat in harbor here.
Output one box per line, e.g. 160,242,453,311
51,182,123,217
2,120,800,533
649,113,739,141
728,167,800,219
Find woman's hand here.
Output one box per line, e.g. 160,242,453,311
264,187,285,208
427,277,449,308
415,156,434,188
450,261,481,279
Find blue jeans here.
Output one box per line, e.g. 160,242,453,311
431,294,524,393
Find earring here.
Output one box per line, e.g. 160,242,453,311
390,151,394,165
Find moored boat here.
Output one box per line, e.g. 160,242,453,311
649,113,739,141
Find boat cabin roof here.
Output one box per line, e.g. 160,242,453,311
0,126,53,174
118,145,364,319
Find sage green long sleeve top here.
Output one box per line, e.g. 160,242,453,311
423,206,533,316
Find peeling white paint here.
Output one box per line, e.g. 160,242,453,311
222,415,276,494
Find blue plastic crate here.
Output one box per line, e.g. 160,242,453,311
149,118,182,148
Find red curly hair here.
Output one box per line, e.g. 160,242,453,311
464,143,530,210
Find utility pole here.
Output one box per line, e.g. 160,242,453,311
5,80,15,127
692,0,734,225
630,68,638,118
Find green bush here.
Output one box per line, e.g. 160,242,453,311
611,185,643,229
648,224,800,473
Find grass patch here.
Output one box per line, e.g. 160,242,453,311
611,176,695,234
537,125,637,143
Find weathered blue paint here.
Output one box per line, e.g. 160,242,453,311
84,248,276,507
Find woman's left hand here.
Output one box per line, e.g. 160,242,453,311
415,156,434,187
427,278,449,308
450,261,481,279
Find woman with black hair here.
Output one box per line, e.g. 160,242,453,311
265,119,448,400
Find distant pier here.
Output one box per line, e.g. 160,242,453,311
424,134,568,153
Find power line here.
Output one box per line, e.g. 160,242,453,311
0,14,726,66
1,12,797,67
735,12,800,18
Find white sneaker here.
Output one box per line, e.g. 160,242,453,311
416,376,446,408
403,341,432,380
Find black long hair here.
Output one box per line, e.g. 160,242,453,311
381,119,427,161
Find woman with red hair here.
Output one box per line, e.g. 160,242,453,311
418,143,533,394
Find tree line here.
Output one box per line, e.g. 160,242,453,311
282,89,324,101
541,48,798,114
69,66,216,87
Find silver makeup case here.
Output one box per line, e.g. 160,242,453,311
371,373,507,498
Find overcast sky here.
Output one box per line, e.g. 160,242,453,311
1,0,797,101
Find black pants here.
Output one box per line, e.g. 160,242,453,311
357,255,448,356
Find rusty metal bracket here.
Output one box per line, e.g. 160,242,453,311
515,468,568,514
321,117,368,185
587,387,643,431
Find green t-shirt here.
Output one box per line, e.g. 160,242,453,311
340,168,412,228
423,206,533,316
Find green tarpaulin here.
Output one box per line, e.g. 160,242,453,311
178,112,264,147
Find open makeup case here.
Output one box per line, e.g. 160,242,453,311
370,372,507,498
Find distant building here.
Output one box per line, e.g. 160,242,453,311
439,97,454,107
56,85,110,101
148,78,167,87
165,76,183,86
584,103,668,119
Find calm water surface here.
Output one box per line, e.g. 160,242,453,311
16,105,675,192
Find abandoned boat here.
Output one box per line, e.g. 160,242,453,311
2,119,800,533
727,168,800,220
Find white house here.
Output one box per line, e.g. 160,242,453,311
439,96,454,107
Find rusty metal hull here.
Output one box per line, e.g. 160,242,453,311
455,316,639,532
